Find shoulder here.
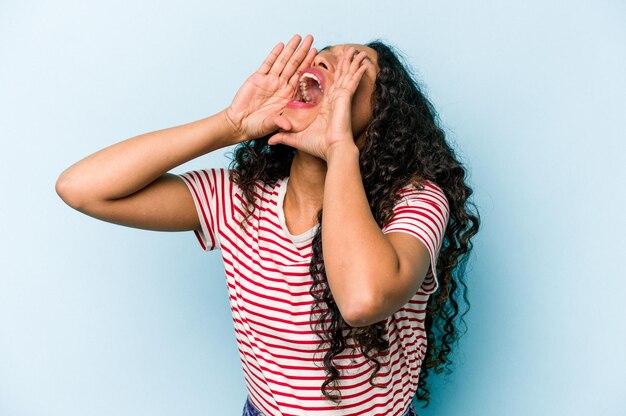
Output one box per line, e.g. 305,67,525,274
223,171,285,208
396,178,449,210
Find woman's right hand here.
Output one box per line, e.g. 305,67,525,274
223,34,316,143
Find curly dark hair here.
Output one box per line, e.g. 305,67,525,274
225,39,480,409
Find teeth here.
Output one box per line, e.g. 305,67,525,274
299,72,324,93
299,79,311,103
301,73,321,85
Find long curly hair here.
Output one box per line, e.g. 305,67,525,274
225,40,480,409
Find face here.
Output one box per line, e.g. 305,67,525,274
280,43,379,149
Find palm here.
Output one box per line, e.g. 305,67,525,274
282,108,331,159
277,90,352,160
229,72,295,138
224,35,316,142
268,47,370,161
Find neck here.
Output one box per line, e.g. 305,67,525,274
284,130,365,215
286,150,327,214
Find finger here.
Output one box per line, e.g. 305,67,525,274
349,51,369,73
273,115,292,131
288,47,317,90
329,47,356,91
268,131,295,147
281,34,314,82
256,42,285,74
262,114,292,134
348,62,369,89
332,47,357,90
336,50,368,91
267,132,280,145
331,61,367,98
338,46,356,75
268,34,302,76
340,58,368,93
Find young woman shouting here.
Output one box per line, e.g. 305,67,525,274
56,34,480,416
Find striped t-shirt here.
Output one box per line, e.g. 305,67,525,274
179,168,450,416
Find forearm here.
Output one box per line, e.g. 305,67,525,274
57,110,237,202
322,143,399,324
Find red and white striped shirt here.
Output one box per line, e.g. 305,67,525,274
179,168,449,416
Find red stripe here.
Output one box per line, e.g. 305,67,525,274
179,173,213,250
234,318,424,366
181,170,436,415
235,334,421,382
198,169,221,241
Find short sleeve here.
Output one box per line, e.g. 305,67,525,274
381,180,450,295
178,168,230,252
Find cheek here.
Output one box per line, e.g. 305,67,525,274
350,86,373,133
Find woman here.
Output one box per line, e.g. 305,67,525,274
56,34,480,416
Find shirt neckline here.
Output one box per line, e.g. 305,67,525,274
277,176,319,244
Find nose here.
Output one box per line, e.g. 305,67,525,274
312,53,334,73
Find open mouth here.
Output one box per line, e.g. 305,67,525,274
286,70,325,109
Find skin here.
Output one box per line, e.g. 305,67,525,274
266,39,431,326
273,44,380,233
56,34,431,327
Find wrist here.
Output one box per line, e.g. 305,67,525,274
219,108,245,144
326,141,359,162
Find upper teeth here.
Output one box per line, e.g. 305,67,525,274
299,73,324,103
300,73,323,89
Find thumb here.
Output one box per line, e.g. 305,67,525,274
268,131,296,147
264,114,292,133
259,114,291,136
273,115,292,131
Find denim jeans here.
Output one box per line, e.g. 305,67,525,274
242,395,419,416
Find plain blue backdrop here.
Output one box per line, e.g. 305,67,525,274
1,1,624,415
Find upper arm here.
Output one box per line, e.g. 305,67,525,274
59,173,201,232
357,182,449,326
350,232,431,327
384,231,432,307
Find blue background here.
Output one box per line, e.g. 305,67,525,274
1,1,625,415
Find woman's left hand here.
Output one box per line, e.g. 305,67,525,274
267,47,370,161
